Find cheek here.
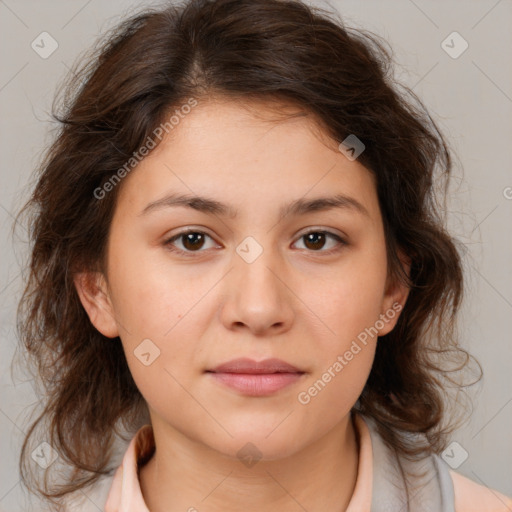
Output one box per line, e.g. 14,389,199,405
105,244,228,396
107,238,209,337
104,249,196,394
294,250,386,406
295,341,376,437
304,253,388,349
296,278,381,418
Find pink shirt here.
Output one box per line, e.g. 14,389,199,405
70,413,512,511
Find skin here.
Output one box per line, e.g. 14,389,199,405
75,97,410,512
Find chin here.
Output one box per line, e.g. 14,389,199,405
203,427,309,463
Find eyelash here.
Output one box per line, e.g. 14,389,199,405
163,229,347,257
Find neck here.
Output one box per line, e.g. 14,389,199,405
139,412,360,512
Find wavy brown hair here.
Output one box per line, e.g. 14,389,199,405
14,0,480,508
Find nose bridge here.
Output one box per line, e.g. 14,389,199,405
220,236,294,334
235,235,283,304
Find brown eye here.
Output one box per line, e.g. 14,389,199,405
294,231,346,253
303,232,327,250
164,230,218,255
181,232,206,251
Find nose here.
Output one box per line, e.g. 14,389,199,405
219,244,295,337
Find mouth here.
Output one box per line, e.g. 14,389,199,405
205,358,306,396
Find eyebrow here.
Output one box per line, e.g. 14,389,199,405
140,192,370,220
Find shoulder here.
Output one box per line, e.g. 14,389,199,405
357,412,512,512
450,469,512,512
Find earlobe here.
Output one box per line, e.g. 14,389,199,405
73,272,120,338
378,250,411,336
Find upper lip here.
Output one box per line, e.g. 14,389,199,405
208,358,304,374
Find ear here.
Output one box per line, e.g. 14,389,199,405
377,250,411,337
74,271,120,338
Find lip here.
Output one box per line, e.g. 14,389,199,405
206,358,305,396
209,357,303,374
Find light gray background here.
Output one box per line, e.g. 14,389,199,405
1,0,511,510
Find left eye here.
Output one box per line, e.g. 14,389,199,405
293,231,346,252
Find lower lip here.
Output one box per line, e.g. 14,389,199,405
208,372,304,396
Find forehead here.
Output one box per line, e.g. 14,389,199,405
114,97,380,222
161,96,342,156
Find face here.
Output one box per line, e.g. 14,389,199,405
76,97,409,460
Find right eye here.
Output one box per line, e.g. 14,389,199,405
163,230,220,256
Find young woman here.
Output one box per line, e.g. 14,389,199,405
16,0,512,511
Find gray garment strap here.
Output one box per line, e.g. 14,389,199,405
362,414,455,512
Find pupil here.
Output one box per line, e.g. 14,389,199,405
183,233,204,250
305,233,325,250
